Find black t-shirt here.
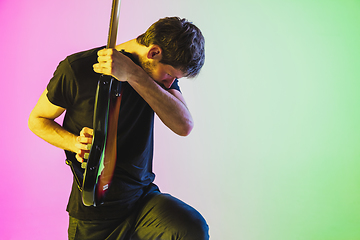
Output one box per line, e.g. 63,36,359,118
47,47,180,220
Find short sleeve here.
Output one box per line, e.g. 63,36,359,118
46,58,77,109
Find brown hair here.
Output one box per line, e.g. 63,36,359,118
137,17,205,78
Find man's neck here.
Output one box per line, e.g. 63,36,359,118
115,39,147,59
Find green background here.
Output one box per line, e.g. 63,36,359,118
154,0,360,239
1,0,359,239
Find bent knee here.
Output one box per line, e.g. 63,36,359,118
137,193,210,240
162,195,209,240
182,213,209,240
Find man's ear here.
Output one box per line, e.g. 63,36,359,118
147,45,162,60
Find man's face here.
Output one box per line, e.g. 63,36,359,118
140,58,184,89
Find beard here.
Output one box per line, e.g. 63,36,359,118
139,57,156,79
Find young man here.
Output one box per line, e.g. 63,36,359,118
28,17,208,239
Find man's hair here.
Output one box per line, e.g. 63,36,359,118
137,17,205,78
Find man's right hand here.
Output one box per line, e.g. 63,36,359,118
75,127,93,163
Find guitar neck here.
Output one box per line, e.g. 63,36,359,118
106,0,121,49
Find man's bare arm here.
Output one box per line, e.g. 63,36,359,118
93,48,194,136
28,90,92,162
129,74,194,136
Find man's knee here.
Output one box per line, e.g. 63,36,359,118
152,193,209,240
182,211,209,240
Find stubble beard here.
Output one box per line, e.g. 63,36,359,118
139,57,156,80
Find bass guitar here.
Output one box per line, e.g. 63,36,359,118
82,0,122,207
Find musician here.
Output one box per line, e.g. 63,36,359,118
28,17,208,239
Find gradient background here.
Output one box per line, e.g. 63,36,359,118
1,0,360,239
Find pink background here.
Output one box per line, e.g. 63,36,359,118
2,0,360,239
0,0,205,238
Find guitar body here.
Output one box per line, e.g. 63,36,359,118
82,76,122,206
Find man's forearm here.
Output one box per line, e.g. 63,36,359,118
128,73,194,136
28,116,78,153
92,47,194,136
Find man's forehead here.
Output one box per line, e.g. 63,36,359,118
168,65,186,79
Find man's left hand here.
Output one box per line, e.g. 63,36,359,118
93,48,140,82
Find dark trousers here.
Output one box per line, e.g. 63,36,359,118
68,192,209,240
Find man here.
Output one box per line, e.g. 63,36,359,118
28,17,208,239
